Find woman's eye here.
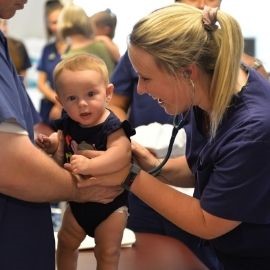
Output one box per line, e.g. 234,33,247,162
140,76,149,82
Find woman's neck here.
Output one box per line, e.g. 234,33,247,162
235,65,249,93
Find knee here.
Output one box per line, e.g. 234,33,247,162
94,244,120,262
57,228,79,251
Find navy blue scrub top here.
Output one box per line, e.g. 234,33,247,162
0,31,55,270
185,68,270,269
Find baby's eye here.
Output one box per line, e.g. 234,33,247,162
67,96,76,101
88,91,95,97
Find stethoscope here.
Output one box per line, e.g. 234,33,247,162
148,112,189,176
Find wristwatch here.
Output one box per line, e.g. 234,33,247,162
252,58,263,70
121,163,141,191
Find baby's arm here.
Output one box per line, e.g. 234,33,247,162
68,128,131,175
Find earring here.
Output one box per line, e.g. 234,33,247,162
190,79,194,89
190,79,195,103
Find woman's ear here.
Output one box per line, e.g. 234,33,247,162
181,63,197,80
183,70,191,79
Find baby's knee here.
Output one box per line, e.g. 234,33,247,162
57,228,70,247
95,244,120,263
57,227,82,251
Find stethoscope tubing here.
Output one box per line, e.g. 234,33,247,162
148,113,188,176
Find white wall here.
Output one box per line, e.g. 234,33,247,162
8,0,46,39
221,0,270,70
7,0,270,70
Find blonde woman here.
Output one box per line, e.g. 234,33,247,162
86,4,270,269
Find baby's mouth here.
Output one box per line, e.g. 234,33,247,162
80,112,91,117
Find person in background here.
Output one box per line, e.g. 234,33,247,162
0,1,121,269
90,9,120,63
36,54,133,270
0,18,31,80
241,52,268,78
58,4,115,76
36,0,67,132
89,3,270,269
49,4,117,123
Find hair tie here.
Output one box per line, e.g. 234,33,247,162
202,6,219,32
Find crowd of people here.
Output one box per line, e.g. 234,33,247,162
1,0,270,270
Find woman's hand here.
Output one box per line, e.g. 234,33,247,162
73,177,124,203
131,140,159,171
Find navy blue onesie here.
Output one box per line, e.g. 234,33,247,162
54,112,134,237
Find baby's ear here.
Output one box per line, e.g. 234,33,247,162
106,83,114,101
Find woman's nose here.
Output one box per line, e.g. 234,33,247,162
197,1,206,9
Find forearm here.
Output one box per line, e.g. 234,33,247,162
37,73,57,103
39,85,56,103
82,135,131,175
157,156,194,187
0,133,75,202
130,170,238,239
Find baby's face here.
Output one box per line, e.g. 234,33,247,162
57,69,110,127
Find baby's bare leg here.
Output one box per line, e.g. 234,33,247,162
57,205,86,270
94,207,128,270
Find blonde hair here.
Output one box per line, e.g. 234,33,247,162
57,4,93,39
53,53,109,92
129,3,243,138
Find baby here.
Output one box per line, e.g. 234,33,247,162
36,53,134,270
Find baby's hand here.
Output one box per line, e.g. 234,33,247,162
35,134,54,154
69,154,91,175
